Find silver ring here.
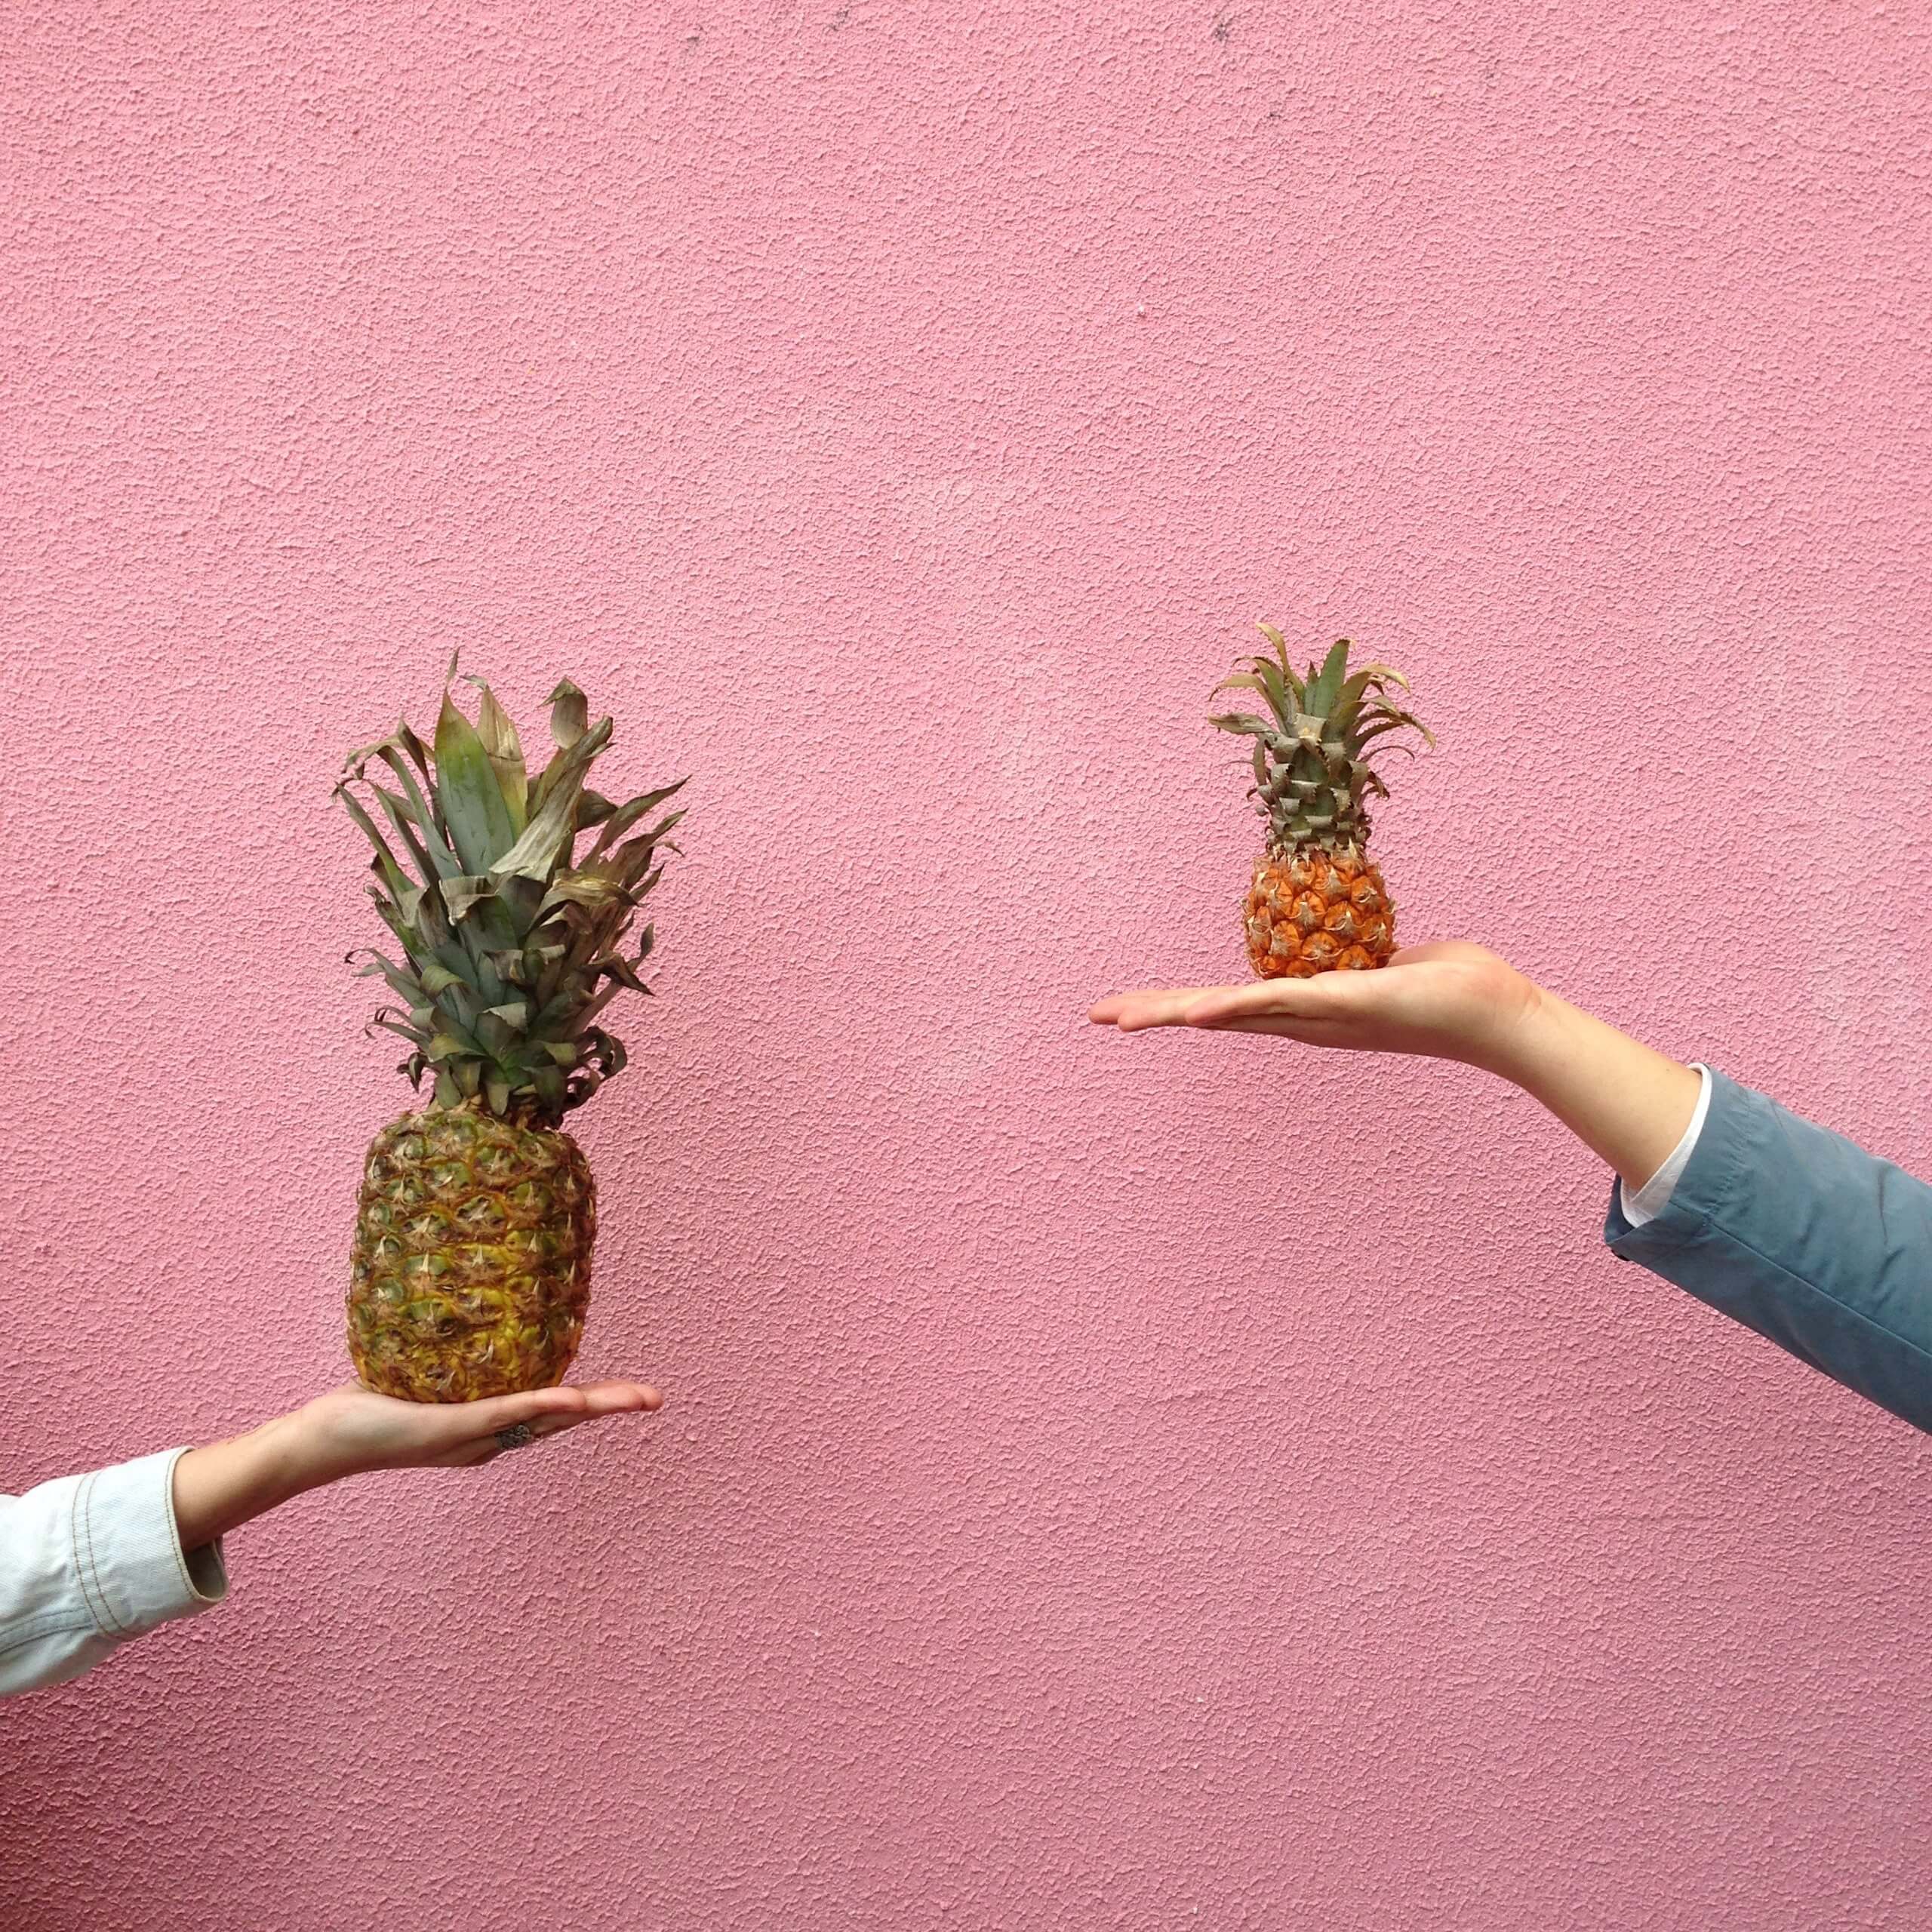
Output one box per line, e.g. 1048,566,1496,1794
494,1423,536,1451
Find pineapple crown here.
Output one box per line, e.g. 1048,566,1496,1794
1211,627,1432,856
336,669,686,1128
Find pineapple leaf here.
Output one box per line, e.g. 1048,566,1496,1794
1355,709,1435,752
368,1011,432,1049
1256,623,1301,697
394,720,434,780
349,949,430,1007
1214,672,1287,728
602,812,685,881
540,872,628,913
435,691,520,872
334,785,416,903
1303,638,1352,717
1329,665,1409,737
548,678,589,750
346,669,683,1125
596,954,649,995
372,742,454,858
584,778,690,863
371,784,457,887
466,679,529,835
441,874,499,924
1244,657,1298,727
494,717,614,884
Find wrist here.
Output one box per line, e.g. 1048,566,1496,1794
1432,958,1554,1084
1476,979,1702,1186
1475,976,1567,1089
275,1398,369,1492
171,1413,322,1550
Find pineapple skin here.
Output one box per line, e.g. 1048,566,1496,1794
347,1106,596,1402
1244,848,1395,979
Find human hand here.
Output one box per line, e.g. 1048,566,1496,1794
294,1378,664,1481
172,1378,663,1549
1088,942,1541,1075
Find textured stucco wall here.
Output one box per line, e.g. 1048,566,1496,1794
3,4,1930,1927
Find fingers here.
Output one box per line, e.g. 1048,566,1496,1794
1090,977,1369,1033
436,1380,663,1469
578,1380,664,1415
528,1382,664,1439
1088,987,1231,1032
1090,989,1192,1025
460,1379,660,1441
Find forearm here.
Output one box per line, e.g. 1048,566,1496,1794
171,1413,334,1551
1491,983,1703,1191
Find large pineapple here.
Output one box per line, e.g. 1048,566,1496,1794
1211,627,1431,979
336,673,685,1401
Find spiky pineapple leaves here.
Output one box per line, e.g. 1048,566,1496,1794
435,691,523,876
1211,626,1432,854
467,680,529,832
337,672,686,1124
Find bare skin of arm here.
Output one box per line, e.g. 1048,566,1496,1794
1089,941,1701,1192
171,1379,661,1551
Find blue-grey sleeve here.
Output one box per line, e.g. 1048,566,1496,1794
1605,1068,1932,1434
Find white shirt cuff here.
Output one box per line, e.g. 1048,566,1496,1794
1620,1065,1712,1229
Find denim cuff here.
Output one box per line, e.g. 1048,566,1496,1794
72,1448,228,1640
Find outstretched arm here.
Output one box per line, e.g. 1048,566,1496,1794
2,1378,660,1699
1093,944,1932,1440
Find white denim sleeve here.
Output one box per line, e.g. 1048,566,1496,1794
0,1448,228,1698
1620,1064,1713,1229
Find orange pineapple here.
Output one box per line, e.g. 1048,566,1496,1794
1211,627,1432,979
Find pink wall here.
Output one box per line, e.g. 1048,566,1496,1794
4,4,1930,1927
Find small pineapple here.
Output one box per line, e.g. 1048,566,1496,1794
336,673,685,1401
1211,627,1432,979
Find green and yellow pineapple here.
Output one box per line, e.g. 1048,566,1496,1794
1211,627,1432,978
336,673,684,1401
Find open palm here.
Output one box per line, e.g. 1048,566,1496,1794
1088,942,1540,1070
301,1378,663,1475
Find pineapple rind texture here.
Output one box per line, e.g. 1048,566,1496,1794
1244,850,1395,979
348,1107,596,1402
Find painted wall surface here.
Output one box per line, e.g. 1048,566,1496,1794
3,5,1930,1927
